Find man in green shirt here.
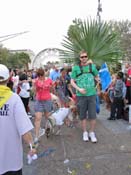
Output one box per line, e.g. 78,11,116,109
71,50,99,143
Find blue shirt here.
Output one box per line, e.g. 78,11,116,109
49,70,60,81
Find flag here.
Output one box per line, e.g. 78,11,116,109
99,63,112,91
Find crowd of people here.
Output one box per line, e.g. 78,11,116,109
1,50,131,175
101,63,131,121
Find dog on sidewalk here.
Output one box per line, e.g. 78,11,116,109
45,96,78,138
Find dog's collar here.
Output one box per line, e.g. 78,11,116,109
48,116,57,127
48,118,54,127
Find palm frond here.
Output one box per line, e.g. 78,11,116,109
60,18,122,65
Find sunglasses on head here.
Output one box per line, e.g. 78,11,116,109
80,55,87,58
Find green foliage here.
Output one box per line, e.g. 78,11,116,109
17,52,31,69
109,20,131,62
0,46,10,65
60,18,122,66
108,62,122,74
0,46,31,69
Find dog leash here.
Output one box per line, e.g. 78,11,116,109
38,148,56,158
27,147,56,164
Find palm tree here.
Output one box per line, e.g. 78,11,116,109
60,18,122,66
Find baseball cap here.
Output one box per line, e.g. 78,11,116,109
0,64,9,82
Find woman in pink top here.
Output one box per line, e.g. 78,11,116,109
33,68,53,143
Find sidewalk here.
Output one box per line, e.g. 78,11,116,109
23,102,131,175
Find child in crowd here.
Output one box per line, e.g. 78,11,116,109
18,73,31,117
108,72,126,120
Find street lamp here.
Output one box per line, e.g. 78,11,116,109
97,0,102,23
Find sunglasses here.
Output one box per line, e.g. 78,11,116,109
80,56,87,58
38,74,44,77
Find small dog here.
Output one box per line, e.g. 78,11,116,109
45,96,77,138
51,93,61,111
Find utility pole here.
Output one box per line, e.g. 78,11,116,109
97,0,102,23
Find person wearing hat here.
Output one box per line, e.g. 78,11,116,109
0,64,36,175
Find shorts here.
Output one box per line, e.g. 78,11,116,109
77,95,96,120
34,99,52,113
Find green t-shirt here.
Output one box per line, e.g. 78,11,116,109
71,64,98,96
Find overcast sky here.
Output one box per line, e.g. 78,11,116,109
0,0,131,55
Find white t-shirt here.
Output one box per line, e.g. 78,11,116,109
12,75,19,92
19,82,30,98
52,108,70,125
0,93,33,174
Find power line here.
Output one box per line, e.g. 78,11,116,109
0,31,29,42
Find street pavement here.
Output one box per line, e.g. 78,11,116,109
23,101,131,175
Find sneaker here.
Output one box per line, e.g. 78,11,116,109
89,132,97,143
107,117,116,120
83,131,89,142
38,128,45,138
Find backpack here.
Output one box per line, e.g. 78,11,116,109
76,63,97,86
76,63,94,78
